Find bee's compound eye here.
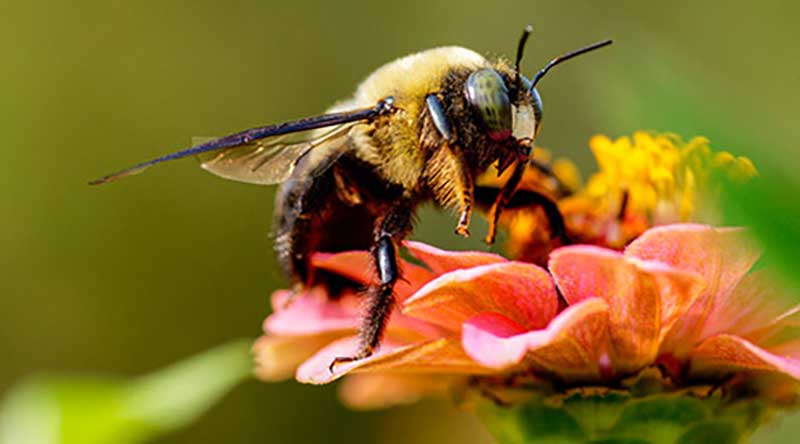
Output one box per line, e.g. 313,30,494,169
466,69,512,141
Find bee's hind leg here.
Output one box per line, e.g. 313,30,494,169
329,200,413,372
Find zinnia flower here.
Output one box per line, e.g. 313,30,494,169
256,224,799,382
254,224,798,439
253,133,796,442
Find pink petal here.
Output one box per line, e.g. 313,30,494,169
700,270,795,342
625,224,761,354
266,288,444,341
296,336,490,384
404,240,506,274
402,262,559,332
270,289,294,312
265,288,359,335
338,373,459,410
626,225,759,292
462,298,609,380
769,338,800,356
549,246,704,373
690,334,800,380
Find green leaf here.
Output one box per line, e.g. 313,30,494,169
721,173,800,291
0,338,253,444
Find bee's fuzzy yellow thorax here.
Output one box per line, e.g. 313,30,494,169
339,47,489,189
354,46,488,108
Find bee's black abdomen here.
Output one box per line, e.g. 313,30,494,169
273,152,402,288
273,156,338,285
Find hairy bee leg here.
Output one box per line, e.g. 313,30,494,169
484,170,570,246
452,150,474,238
422,145,474,238
455,199,472,238
425,95,472,237
485,160,526,245
329,202,413,372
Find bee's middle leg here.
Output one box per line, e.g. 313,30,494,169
485,160,525,245
483,160,569,245
329,200,413,371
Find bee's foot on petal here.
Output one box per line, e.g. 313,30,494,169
328,348,373,374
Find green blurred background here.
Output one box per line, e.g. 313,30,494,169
1,0,798,443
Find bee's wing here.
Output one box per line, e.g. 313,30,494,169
195,123,355,185
89,98,394,186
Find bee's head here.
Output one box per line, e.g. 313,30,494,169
465,68,542,145
465,27,611,155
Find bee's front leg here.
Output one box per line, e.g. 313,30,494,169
451,150,474,238
329,200,414,371
424,145,474,238
454,186,473,238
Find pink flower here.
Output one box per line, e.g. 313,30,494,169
254,243,506,407
254,224,800,408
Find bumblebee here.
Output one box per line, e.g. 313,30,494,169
92,27,611,367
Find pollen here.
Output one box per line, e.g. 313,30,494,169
556,132,757,249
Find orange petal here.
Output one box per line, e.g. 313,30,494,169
745,303,800,348
402,262,559,332
626,225,759,292
634,259,707,340
404,240,506,274
462,298,609,380
625,224,761,354
296,336,490,384
338,373,459,410
690,334,800,380
700,270,795,342
253,334,340,381
550,246,704,373
312,250,435,300
312,251,372,284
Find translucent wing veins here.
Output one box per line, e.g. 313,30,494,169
198,123,358,185
89,97,396,185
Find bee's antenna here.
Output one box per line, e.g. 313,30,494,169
514,25,533,95
531,39,613,89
